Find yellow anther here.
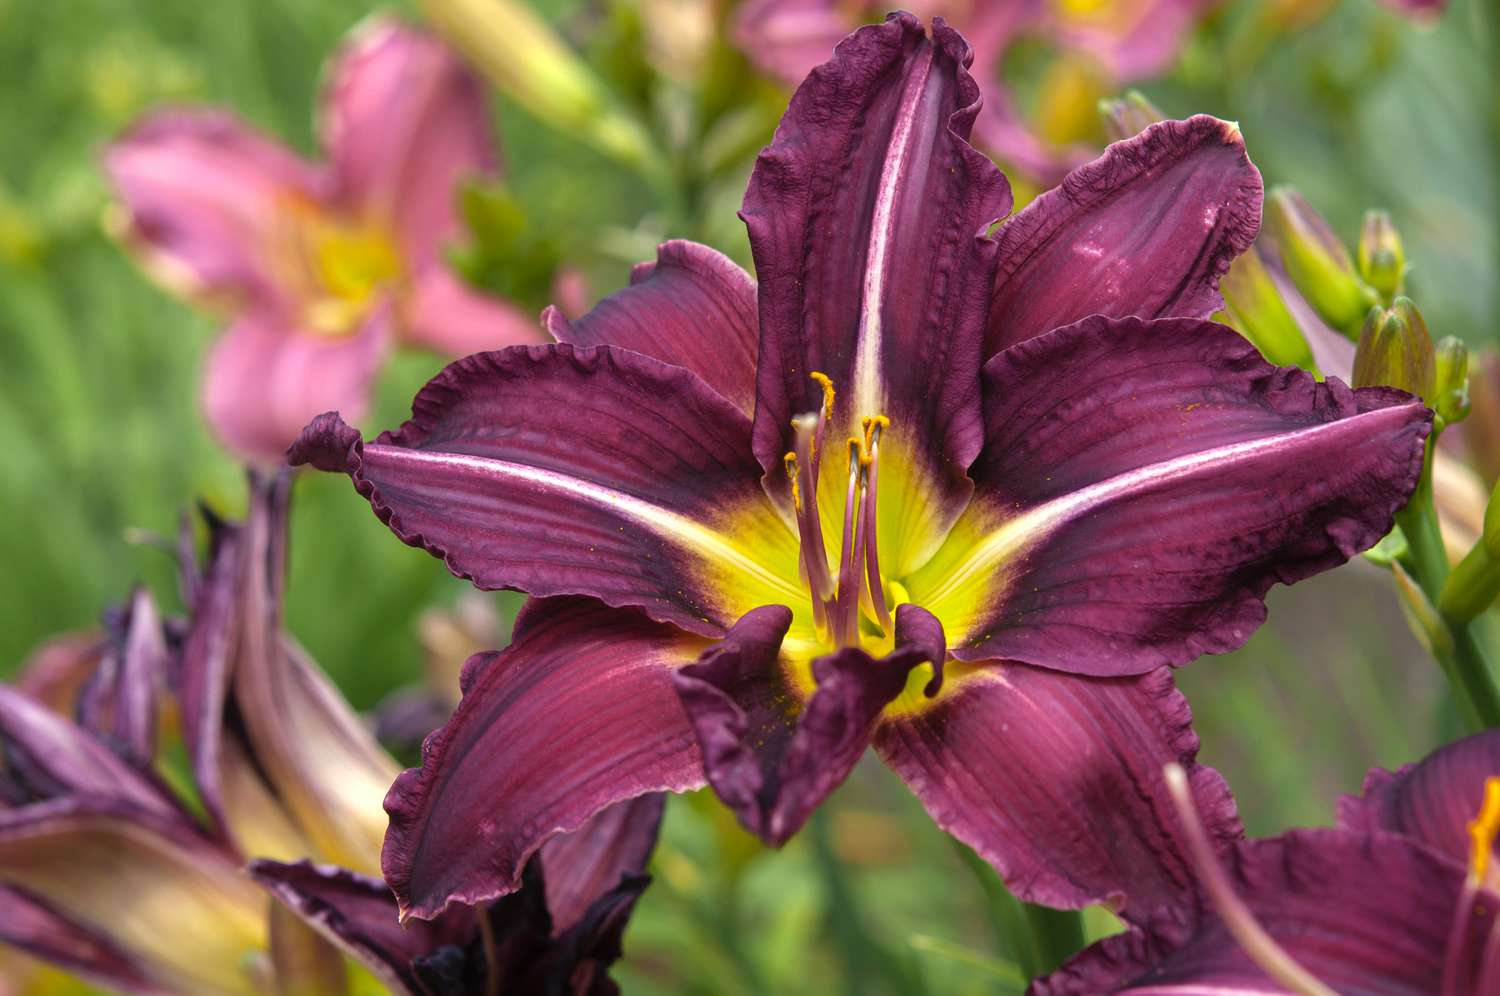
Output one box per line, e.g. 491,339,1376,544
846,436,870,474
784,452,801,511
810,371,836,419
862,414,890,450
1467,776,1500,884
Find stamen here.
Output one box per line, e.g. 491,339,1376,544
1468,777,1500,885
784,452,801,512
808,372,835,480
1163,764,1337,996
832,437,867,647
860,416,892,631
790,417,834,628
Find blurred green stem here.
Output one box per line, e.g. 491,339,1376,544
952,842,1084,981
1397,440,1500,728
811,812,923,996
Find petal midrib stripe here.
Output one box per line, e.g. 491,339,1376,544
917,407,1417,608
367,445,806,603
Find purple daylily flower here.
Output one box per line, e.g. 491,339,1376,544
103,15,542,466
1038,730,1500,995
732,0,1217,182
292,14,1428,926
0,475,664,993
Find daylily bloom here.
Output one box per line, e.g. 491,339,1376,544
732,0,1217,182
1382,0,1446,21
292,13,1428,928
0,475,663,994
1037,729,1500,994
103,15,540,466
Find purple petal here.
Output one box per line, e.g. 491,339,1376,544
1338,729,1500,870
876,664,1240,923
0,885,158,994
0,688,174,817
545,240,760,415
203,308,390,467
675,603,945,846
403,266,542,356
251,859,476,995
103,109,326,310
77,587,166,766
912,315,1430,674
541,793,666,935
1050,0,1216,81
381,597,706,921
1037,828,1468,996
986,116,1262,357
0,798,269,994
323,16,497,266
288,344,799,637
743,13,1011,541
730,0,852,88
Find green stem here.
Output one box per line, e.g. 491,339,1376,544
952,842,1085,981
1397,444,1500,728
811,812,923,996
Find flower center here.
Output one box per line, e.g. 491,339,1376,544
269,195,402,337
783,371,894,651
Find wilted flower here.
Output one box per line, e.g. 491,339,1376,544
0,475,660,993
1038,729,1500,994
295,13,1428,931
733,0,1218,182
103,16,540,465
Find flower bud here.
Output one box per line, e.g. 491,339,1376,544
1263,187,1374,332
1356,210,1406,302
1392,561,1454,658
1433,336,1471,426
1099,90,1165,142
1351,298,1435,399
1217,244,1315,368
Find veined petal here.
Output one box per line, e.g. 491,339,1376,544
404,266,542,356
743,13,1011,561
0,688,174,818
0,798,270,996
103,109,326,310
382,597,706,921
876,664,1240,923
251,860,475,996
675,603,945,846
322,16,497,266
1338,729,1500,871
912,316,1430,674
0,886,157,994
545,240,760,416
541,793,666,935
204,308,390,467
985,116,1262,357
289,344,801,637
1036,829,1468,996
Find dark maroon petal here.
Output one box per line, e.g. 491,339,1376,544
1338,729,1500,870
913,315,1430,674
876,664,1240,924
675,603,945,846
382,597,705,921
743,13,1011,534
251,859,476,995
0,886,157,994
541,793,665,935
0,688,174,817
546,240,760,416
986,116,1262,357
289,344,799,637
1036,829,1468,996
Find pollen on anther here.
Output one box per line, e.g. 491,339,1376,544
1467,776,1500,883
784,451,802,510
810,371,836,418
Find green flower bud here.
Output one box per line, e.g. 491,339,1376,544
1356,210,1406,303
1263,187,1375,332
1098,90,1165,142
1434,336,1471,426
1351,297,1435,399
1217,244,1315,368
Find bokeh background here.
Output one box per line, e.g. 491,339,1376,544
0,0,1494,991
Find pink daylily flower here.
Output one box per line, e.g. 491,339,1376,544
104,15,542,465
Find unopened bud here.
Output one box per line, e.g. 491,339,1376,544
1392,562,1454,658
1433,336,1471,426
1263,187,1374,332
1099,90,1165,142
1217,244,1315,368
1351,298,1435,399
1357,210,1406,302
